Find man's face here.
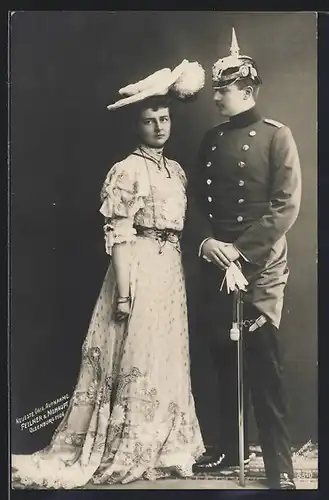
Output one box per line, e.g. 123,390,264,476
213,84,246,117
137,107,171,148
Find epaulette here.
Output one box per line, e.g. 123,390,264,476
263,118,284,128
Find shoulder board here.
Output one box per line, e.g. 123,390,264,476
263,118,284,128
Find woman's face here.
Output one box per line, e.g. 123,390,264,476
137,106,171,148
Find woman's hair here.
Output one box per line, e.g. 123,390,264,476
132,95,172,116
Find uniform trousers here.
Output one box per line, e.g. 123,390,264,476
197,260,294,479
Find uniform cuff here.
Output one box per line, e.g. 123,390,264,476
198,237,213,262
234,245,250,263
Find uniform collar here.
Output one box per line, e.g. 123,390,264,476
227,106,262,129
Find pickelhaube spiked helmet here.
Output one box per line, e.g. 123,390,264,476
212,28,262,89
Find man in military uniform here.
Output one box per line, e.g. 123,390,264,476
189,29,301,489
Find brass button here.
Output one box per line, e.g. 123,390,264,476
238,161,246,168
237,216,244,222
242,144,250,151
211,145,217,151
207,179,212,185
249,130,256,136
238,180,245,187
238,198,245,204
209,213,213,219
206,161,212,167
208,196,212,202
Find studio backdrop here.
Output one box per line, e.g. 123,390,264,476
10,11,317,453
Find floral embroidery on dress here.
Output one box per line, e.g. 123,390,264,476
83,347,102,381
63,434,85,447
168,401,179,415
11,151,205,489
109,404,125,428
101,375,113,406
99,152,187,256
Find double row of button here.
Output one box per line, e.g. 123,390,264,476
207,196,244,204
206,158,246,170
205,130,257,222
206,176,246,221
206,177,245,187
207,198,244,221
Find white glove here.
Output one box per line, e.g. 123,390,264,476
220,262,248,294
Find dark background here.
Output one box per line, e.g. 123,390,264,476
10,11,317,453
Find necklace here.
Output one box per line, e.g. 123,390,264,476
137,146,171,178
139,145,163,161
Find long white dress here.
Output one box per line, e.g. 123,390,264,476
12,147,205,489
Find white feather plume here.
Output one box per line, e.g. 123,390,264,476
170,61,205,99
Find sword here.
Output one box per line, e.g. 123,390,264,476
230,285,245,487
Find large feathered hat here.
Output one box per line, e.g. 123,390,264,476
107,59,205,111
212,28,262,89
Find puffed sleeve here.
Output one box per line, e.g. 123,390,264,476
99,161,146,255
171,160,188,190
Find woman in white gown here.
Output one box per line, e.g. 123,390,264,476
12,61,207,488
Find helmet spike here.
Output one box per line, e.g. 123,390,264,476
230,27,240,57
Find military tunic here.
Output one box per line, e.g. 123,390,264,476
187,106,301,477
190,106,302,330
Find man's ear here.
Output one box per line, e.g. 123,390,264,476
243,85,254,100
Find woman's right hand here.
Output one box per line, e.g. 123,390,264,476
115,299,131,322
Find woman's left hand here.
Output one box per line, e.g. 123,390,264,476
115,300,131,322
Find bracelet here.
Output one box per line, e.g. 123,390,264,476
117,296,130,303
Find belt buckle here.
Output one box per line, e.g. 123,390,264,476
160,231,169,243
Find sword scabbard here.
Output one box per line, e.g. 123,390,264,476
235,288,246,486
